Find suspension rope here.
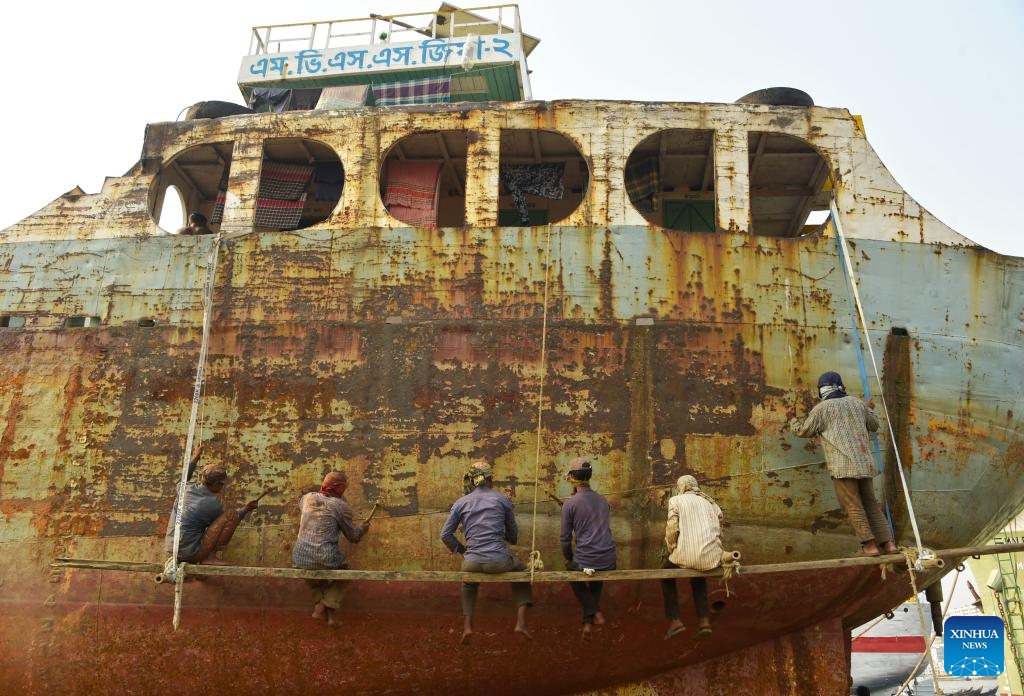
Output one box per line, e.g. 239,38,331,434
168,235,221,586
835,225,894,537
528,224,555,581
829,200,928,564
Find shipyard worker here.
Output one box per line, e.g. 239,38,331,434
661,475,721,640
176,212,213,235
440,460,533,644
292,471,370,628
790,371,898,557
560,456,616,638
163,453,259,565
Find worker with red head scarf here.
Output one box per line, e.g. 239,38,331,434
292,471,370,627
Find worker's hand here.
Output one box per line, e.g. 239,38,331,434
190,444,203,465
788,417,800,431
243,500,259,513
361,521,371,534
864,399,875,410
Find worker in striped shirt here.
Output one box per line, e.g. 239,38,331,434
661,475,721,640
791,371,898,557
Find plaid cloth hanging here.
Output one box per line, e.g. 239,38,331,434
625,156,660,212
372,77,451,107
258,162,313,201
255,194,306,230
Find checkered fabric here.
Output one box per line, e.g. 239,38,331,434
258,162,313,201
372,77,451,107
210,191,226,224
625,156,660,211
255,194,306,230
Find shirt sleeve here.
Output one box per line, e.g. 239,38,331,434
665,498,680,551
864,403,879,432
503,497,519,546
337,499,366,544
440,502,465,553
792,402,824,438
560,501,574,561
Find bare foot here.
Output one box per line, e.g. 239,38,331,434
311,602,327,621
694,620,712,640
327,609,341,628
581,624,592,640
593,612,606,625
515,625,534,641
860,541,881,557
460,630,473,645
198,558,229,566
882,541,899,555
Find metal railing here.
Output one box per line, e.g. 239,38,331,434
248,4,521,56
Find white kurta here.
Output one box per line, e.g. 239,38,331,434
665,492,723,571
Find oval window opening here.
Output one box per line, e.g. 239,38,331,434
380,131,466,227
625,129,716,232
499,130,587,227
748,132,832,237
251,138,343,231
150,142,234,234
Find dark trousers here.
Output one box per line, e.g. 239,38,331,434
661,560,709,622
461,556,533,616
568,562,615,624
832,477,893,544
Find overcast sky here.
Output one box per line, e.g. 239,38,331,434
3,0,1021,256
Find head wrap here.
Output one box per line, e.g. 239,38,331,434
321,471,347,497
676,474,700,495
566,457,593,482
817,371,847,400
200,464,228,487
463,460,493,492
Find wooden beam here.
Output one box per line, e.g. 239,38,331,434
434,132,464,196
52,541,1020,583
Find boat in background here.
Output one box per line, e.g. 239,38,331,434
2,4,1023,694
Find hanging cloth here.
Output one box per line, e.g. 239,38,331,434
383,160,443,227
499,163,565,224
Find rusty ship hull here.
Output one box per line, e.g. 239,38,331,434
1,95,1023,695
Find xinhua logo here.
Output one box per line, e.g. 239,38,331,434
944,615,1004,677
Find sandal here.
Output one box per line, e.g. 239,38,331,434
664,624,686,640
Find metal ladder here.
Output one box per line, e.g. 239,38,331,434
995,550,1024,691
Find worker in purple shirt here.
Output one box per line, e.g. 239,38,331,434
560,457,617,638
440,460,533,645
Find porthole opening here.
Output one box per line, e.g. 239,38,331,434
748,132,832,237
380,131,466,227
498,130,587,227
151,142,234,235
626,129,716,232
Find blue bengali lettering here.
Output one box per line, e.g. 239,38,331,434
419,38,449,64
326,51,347,71
489,37,513,59
268,56,289,77
248,58,270,78
347,50,368,69
294,49,323,76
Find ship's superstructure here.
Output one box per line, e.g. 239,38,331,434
1,5,1023,695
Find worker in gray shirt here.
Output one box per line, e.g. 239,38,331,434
560,456,616,638
440,460,533,644
163,447,258,564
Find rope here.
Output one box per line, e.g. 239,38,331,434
829,200,928,565
835,228,894,537
901,549,944,695
528,224,554,582
168,235,221,581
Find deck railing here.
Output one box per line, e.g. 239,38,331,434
248,4,522,56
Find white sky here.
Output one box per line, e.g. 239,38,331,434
2,0,1021,256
